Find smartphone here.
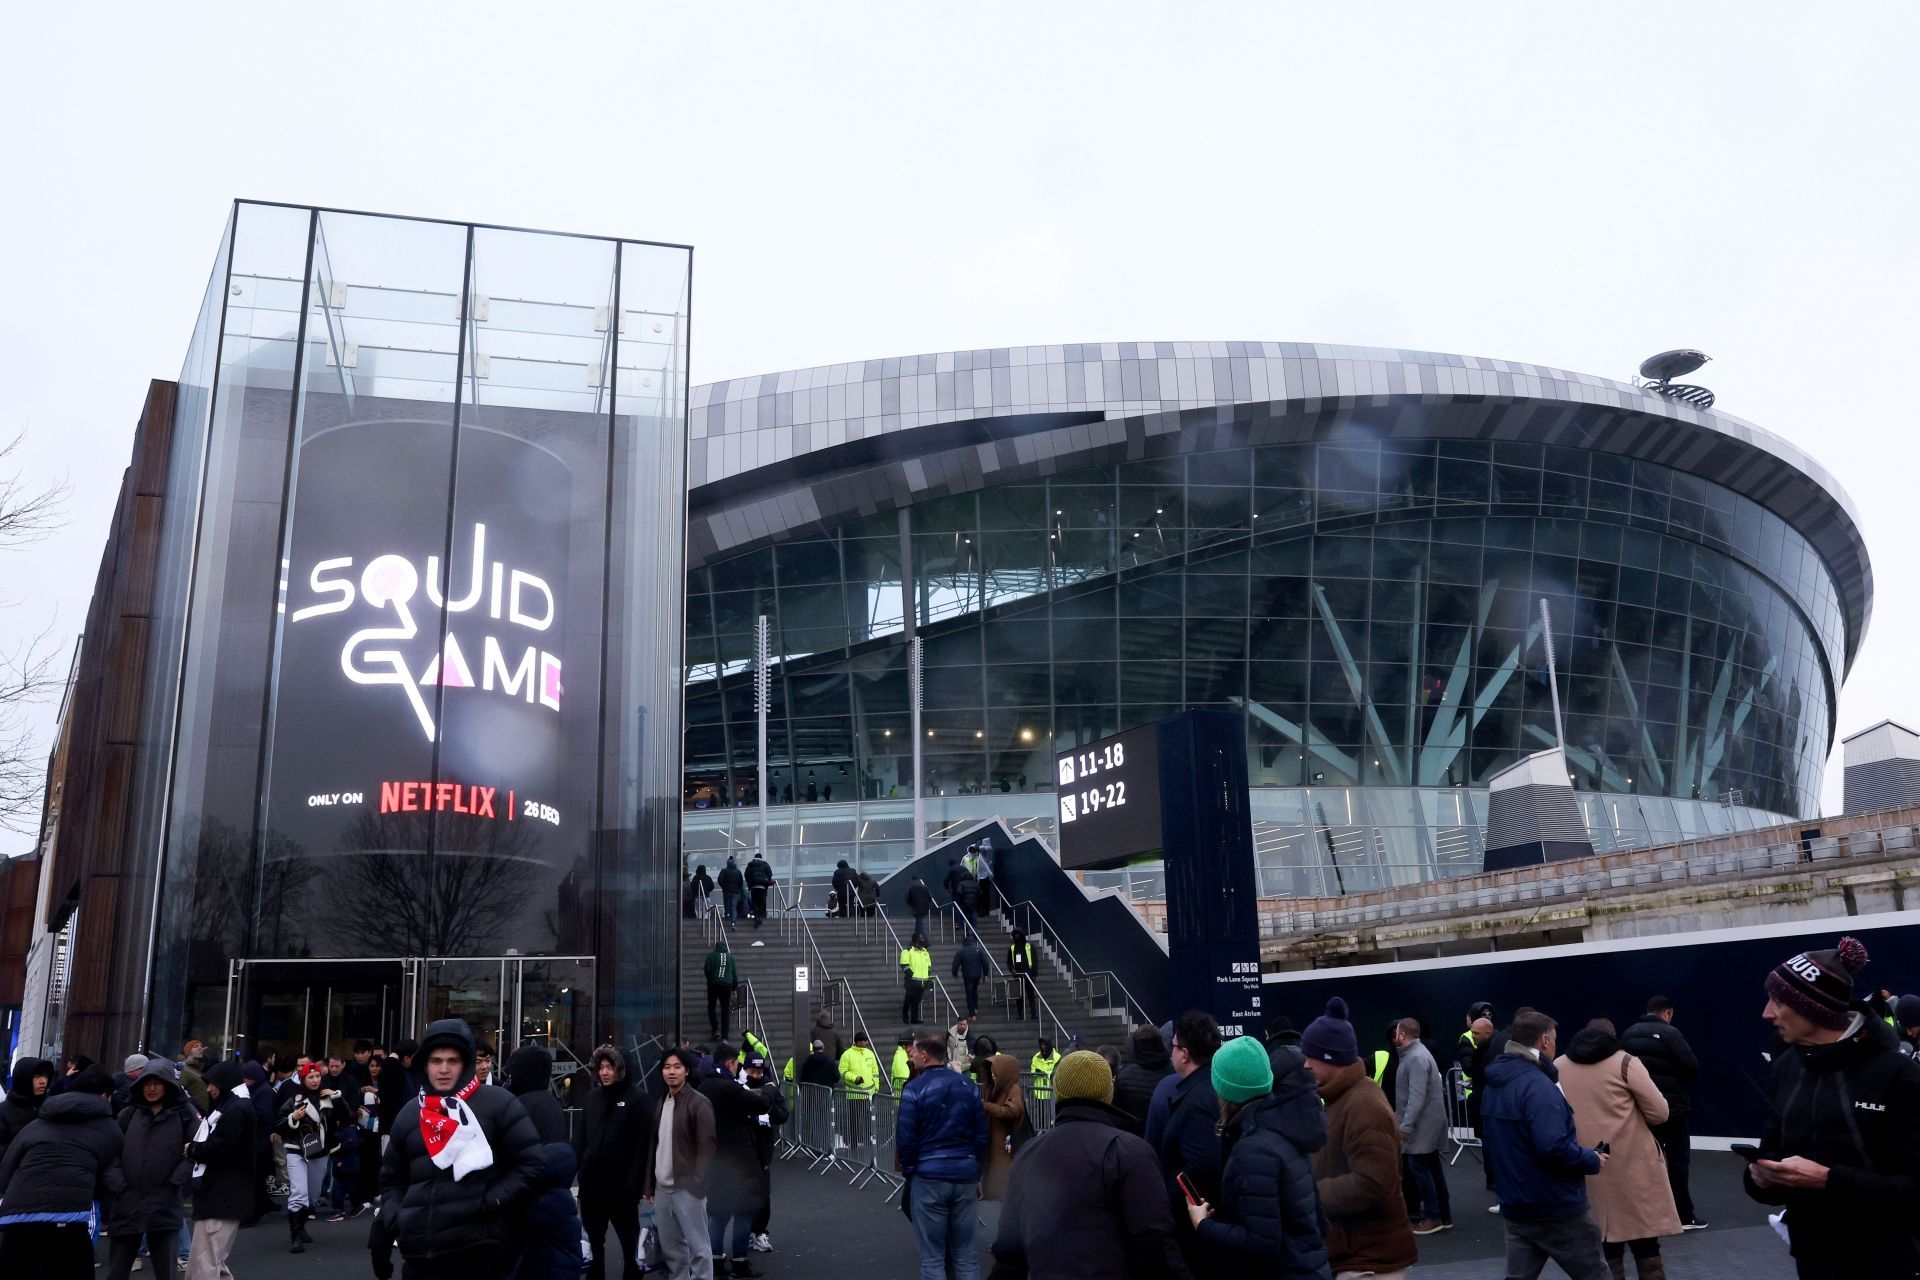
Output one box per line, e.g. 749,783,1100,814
1731,1143,1762,1163
1176,1171,1203,1206
1594,1141,1610,1156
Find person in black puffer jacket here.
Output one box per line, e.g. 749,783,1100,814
0,1065,123,1275
103,1058,198,1280
375,1018,549,1278
990,1050,1192,1280
506,1045,569,1144
575,1043,652,1280
0,1056,54,1169
1190,1039,1331,1279
1620,995,1703,1228
1112,1025,1173,1132
188,1060,260,1278
1746,936,1920,1280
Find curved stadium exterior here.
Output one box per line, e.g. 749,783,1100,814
680,342,1871,899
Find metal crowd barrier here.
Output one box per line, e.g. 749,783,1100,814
778,1068,1071,1204
1445,1065,1481,1165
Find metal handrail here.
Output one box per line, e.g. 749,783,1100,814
1002,897,1154,1028
771,881,883,1074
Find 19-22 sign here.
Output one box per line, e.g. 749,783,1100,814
1054,722,1164,869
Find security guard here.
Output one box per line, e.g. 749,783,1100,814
838,1030,881,1153
743,1026,772,1071
890,1033,913,1093
900,933,933,1026
1029,1037,1061,1101
1008,929,1037,1021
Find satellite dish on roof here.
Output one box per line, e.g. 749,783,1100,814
1636,349,1715,410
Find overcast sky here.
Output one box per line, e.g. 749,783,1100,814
2,4,1915,854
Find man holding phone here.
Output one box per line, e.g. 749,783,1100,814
1746,936,1920,1280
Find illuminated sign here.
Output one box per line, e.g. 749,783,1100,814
287,521,563,742
264,421,578,866
1054,722,1164,870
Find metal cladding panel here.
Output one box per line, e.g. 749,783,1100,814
1844,761,1920,816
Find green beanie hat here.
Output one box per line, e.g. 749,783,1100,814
1051,1050,1114,1104
1211,1034,1274,1104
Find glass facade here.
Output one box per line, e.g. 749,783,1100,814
136,204,689,1053
684,432,1844,889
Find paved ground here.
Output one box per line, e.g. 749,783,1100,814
201,1146,1793,1277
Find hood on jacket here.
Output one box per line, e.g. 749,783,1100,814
240,1062,269,1089
125,1057,187,1107
6,1056,53,1103
813,1010,835,1029
1259,1045,1330,1155
1129,1029,1171,1072
203,1060,246,1095
1563,1026,1621,1066
981,1054,1020,1104
507,1045,554,1096
1486,1045,1550,1089
38,1091,112,1123
588,1045,628,1083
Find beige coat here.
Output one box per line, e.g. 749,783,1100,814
1554,1045,1682,1243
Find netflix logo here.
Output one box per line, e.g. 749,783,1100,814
379,780,504,819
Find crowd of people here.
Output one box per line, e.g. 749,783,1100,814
885,931,1920,1280
5,931,1919,1279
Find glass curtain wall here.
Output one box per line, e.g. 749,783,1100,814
146,204,689,1054
685,435,1844,890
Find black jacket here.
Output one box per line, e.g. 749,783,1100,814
744,856,774,889
1745,1010,1920,1272
278,1079,351,1156
747,1076,788,1166
0,1056,52,1167
1153,1067,1223,1209
378,1019,550,1260
1114,1036,1174,1131
575,1075,651,1203
1619,1016,1701,1116
187,1063,258,1221
989,1099,1193,1280
513,1142,585,1280
105,1061,199,1234
798,1053,840,1088
834,863,857,901
0,1091,122,1224
377,1057,416,1133
952,942,989,984
718,861,745,895
505,1046,568,1146
1194,1050,1331,1277
699,1073,778,1208
907,882,934,916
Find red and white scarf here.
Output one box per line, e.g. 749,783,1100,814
418,1076,493,1182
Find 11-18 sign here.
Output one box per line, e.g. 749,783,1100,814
1054,722,1164,870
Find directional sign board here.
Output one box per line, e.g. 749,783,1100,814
1053,722,1164,870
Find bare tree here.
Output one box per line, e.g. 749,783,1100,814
0,430,68,836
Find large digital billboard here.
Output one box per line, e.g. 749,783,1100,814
259,417,597,957
1054,721,1164,870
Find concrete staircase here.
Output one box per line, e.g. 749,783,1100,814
678,907,1137,1077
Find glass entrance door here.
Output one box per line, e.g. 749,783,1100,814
224,958,410,1065
224,955,592,1065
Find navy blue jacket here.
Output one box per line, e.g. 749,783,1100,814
1195,1051,1331,1278
1481,1046,1600,1219
896,1063,987,1183
513,1142,586,1280
1151,1067,1223,1206
951,943,989,983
